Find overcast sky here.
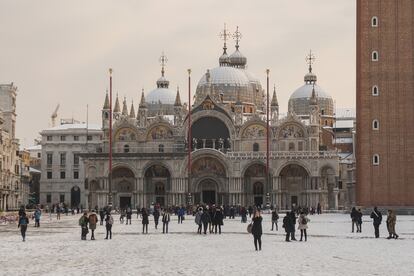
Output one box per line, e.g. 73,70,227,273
0,0,356,148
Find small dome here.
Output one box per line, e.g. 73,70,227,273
197,66,250,87
229,49,247,68
146,88,176,104
304,72,317,83
290,83,331,100
219,52,230,66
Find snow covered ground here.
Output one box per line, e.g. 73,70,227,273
0,213,413,276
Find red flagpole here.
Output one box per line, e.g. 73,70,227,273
266,69,270,192
108,68,113,206
187,69,192,206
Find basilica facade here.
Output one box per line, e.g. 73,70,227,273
82,30,340,210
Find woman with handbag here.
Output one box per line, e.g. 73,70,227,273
251,210,263,251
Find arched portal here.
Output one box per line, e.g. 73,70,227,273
192,117,230,151
112,167,135,209
244,163,267,207
198,179,218,205
71,186,81,208
191,156,227,205
279,164,309,209
144,164,170,207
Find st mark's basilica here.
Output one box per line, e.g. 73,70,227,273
82,27,340,210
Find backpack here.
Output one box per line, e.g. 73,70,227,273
108,216,114,225
301,217,307,225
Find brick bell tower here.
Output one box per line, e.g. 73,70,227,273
357,0,414,208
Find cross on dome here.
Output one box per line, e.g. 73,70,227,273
306,50,316,73
232,26,242,50
159,51,168,77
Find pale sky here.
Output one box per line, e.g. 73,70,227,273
0,0,356,148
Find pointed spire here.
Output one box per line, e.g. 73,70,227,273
159,52,168,77
103,90,109,109
113,94,121,113
304,50,317,84
271,85,279,107
157,52,170,88
310,83,318,105
122,97,128,116
129,100,136,118
139,89,147,108
174,86,182,106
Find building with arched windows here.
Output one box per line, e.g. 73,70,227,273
82,28,343,210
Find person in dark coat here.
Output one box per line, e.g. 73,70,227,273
240,207,247,223
79,212,89,240
289,211,297,241
317,202,322,215
271,209,279,231
213,207,224,234
201,208,211,234
162,209,170,234
350,207,358,233
248,206,253,218
283,212,294,242
356,208,363,232
195,208,203,234
18,212,29,242
141,208,149,234
99,209,105,226
153,208,160,229
104,213,114,239
370,206,382,238
208,206,214,233
251,210,263,251
126,207,132,225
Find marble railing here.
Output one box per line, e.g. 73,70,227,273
226,151,338,159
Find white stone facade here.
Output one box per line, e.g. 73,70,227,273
0,83,24,211
39,123,102,208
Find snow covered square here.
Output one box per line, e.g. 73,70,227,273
1,213,414,276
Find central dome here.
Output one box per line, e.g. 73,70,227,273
197,66,250,87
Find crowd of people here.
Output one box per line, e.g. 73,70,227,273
12,203,401,249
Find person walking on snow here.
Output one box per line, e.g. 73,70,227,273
99,209,105,226
105,213,114,240
153,208,160,230
251,210,263,251
213,207,224,234
141,208,149,234
88,210,98,240
126,207,132,225
386,209,398,239
370,206,382,238
271,209,279,231
18,212,29,242
350,207,358,233
195,208,203,234
79,212,89,240
34,207,41,227
289,211,297,241
162,209,170,234
298,212,310,241
283,212,294,242
201,208,211,234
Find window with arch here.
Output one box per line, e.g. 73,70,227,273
123,145,130,153
158,144,164,153
289,142,295,151
253,143,259,152
104,112,109,119
372,119,379,130
372,51,379,61
372,85,379,96
371,16,378,27
373,154,380,165
253,182,264,195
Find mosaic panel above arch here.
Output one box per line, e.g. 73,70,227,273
115,127,137,142
147,125,173,141
192,157,226,177
242,124,266,139
278,124,305,139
